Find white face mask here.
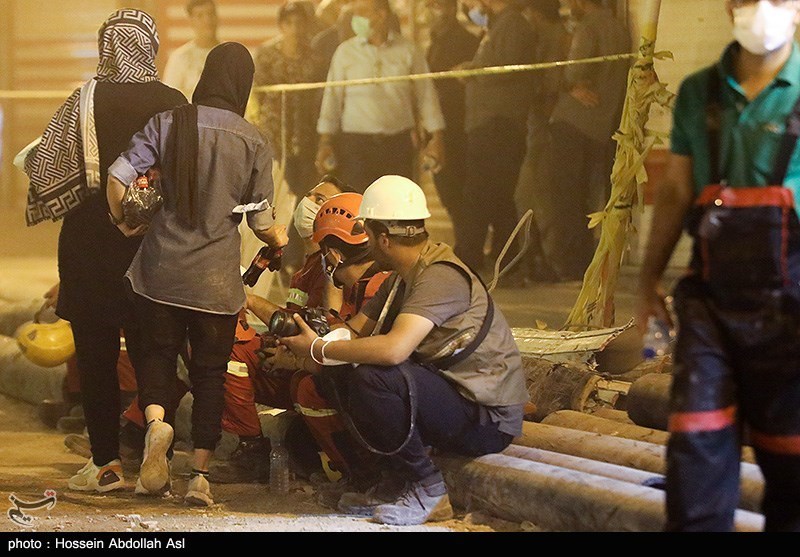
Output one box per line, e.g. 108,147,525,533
733,1,798,56
293,196,321,239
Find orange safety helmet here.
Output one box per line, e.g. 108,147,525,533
312,192,368,246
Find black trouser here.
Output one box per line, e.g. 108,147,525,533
342,360,512,481
432,128,468,246
667,275,800,532
337,131,414,193
538,121,615,281
456,117,526,271
70,317,144,467
132,294,238,451
515,110,555,280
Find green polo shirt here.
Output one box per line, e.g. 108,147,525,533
671,41,800,204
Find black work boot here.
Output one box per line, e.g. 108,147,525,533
209,435,271,484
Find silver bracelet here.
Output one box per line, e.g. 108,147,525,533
310,337,325,365
320,340,332,364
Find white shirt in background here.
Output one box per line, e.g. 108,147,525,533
162,41,216,100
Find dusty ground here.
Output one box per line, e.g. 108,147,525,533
0,207,662,539
0,392,530,535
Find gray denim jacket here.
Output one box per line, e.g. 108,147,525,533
109,105,275,315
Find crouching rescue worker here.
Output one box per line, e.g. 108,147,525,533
280,175,529,526
290,191,393,494
638,0,800,532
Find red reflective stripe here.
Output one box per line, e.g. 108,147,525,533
695,185,795,208
669,406,737,433
748,430,800,455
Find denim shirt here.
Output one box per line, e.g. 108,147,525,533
109,105,275,315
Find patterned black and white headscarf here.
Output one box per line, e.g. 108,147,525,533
24,9,160,226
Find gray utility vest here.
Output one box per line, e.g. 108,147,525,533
401,242,529,407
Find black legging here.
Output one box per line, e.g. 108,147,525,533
132,294,237,451
70,318,144,467
456,117,526,272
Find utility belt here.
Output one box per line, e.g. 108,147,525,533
688,67,800,292
686,184,800,290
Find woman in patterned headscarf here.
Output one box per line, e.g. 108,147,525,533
23,9,186,494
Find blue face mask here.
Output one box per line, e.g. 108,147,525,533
468,6,488,28
350,15,371,39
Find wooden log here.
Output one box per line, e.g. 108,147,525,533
514,421,764,513
522,356,600,421
543,409,670,445
627,372,672,431
503,443,663,487
625,375,758,462
435,452,763,532
610,354,673,382
591,407,634,425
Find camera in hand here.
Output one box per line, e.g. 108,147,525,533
268,307,331,338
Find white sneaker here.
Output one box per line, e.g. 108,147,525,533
68,458,125,493
135,459,172,496
138,419,173,494
184,473,213,507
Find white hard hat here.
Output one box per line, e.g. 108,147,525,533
358,175,431,221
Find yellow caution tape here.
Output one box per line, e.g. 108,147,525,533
0,52,642,100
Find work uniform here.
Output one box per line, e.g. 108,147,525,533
293,265,392,479
340,242,529,481
667,41,800,532
222,251,328,438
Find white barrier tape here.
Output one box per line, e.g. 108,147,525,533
0,52,649,100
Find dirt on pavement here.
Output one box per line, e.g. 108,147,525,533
0,392,529,537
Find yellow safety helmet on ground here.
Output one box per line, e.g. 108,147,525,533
17,319,75,368
357,175,431,221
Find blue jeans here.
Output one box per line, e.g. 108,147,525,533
332,360,513,481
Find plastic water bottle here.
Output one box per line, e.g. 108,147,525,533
642,316,674,360
269,437,290,494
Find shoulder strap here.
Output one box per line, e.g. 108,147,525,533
771,91,800,186
706,68,723,186
426,261,495,370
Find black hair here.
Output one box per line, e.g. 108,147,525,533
186,0,216,16
321,235,371,260
365,220,428,246
318,173,356,193
528,0,562,21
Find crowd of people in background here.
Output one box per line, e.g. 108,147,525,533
18,0,634,527
159,0,631,285
14,0,800,534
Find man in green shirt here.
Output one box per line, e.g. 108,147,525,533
638,0,800,532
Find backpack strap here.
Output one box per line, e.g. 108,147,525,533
425,261,495,371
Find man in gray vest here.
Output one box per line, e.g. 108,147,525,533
279,174,529,526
